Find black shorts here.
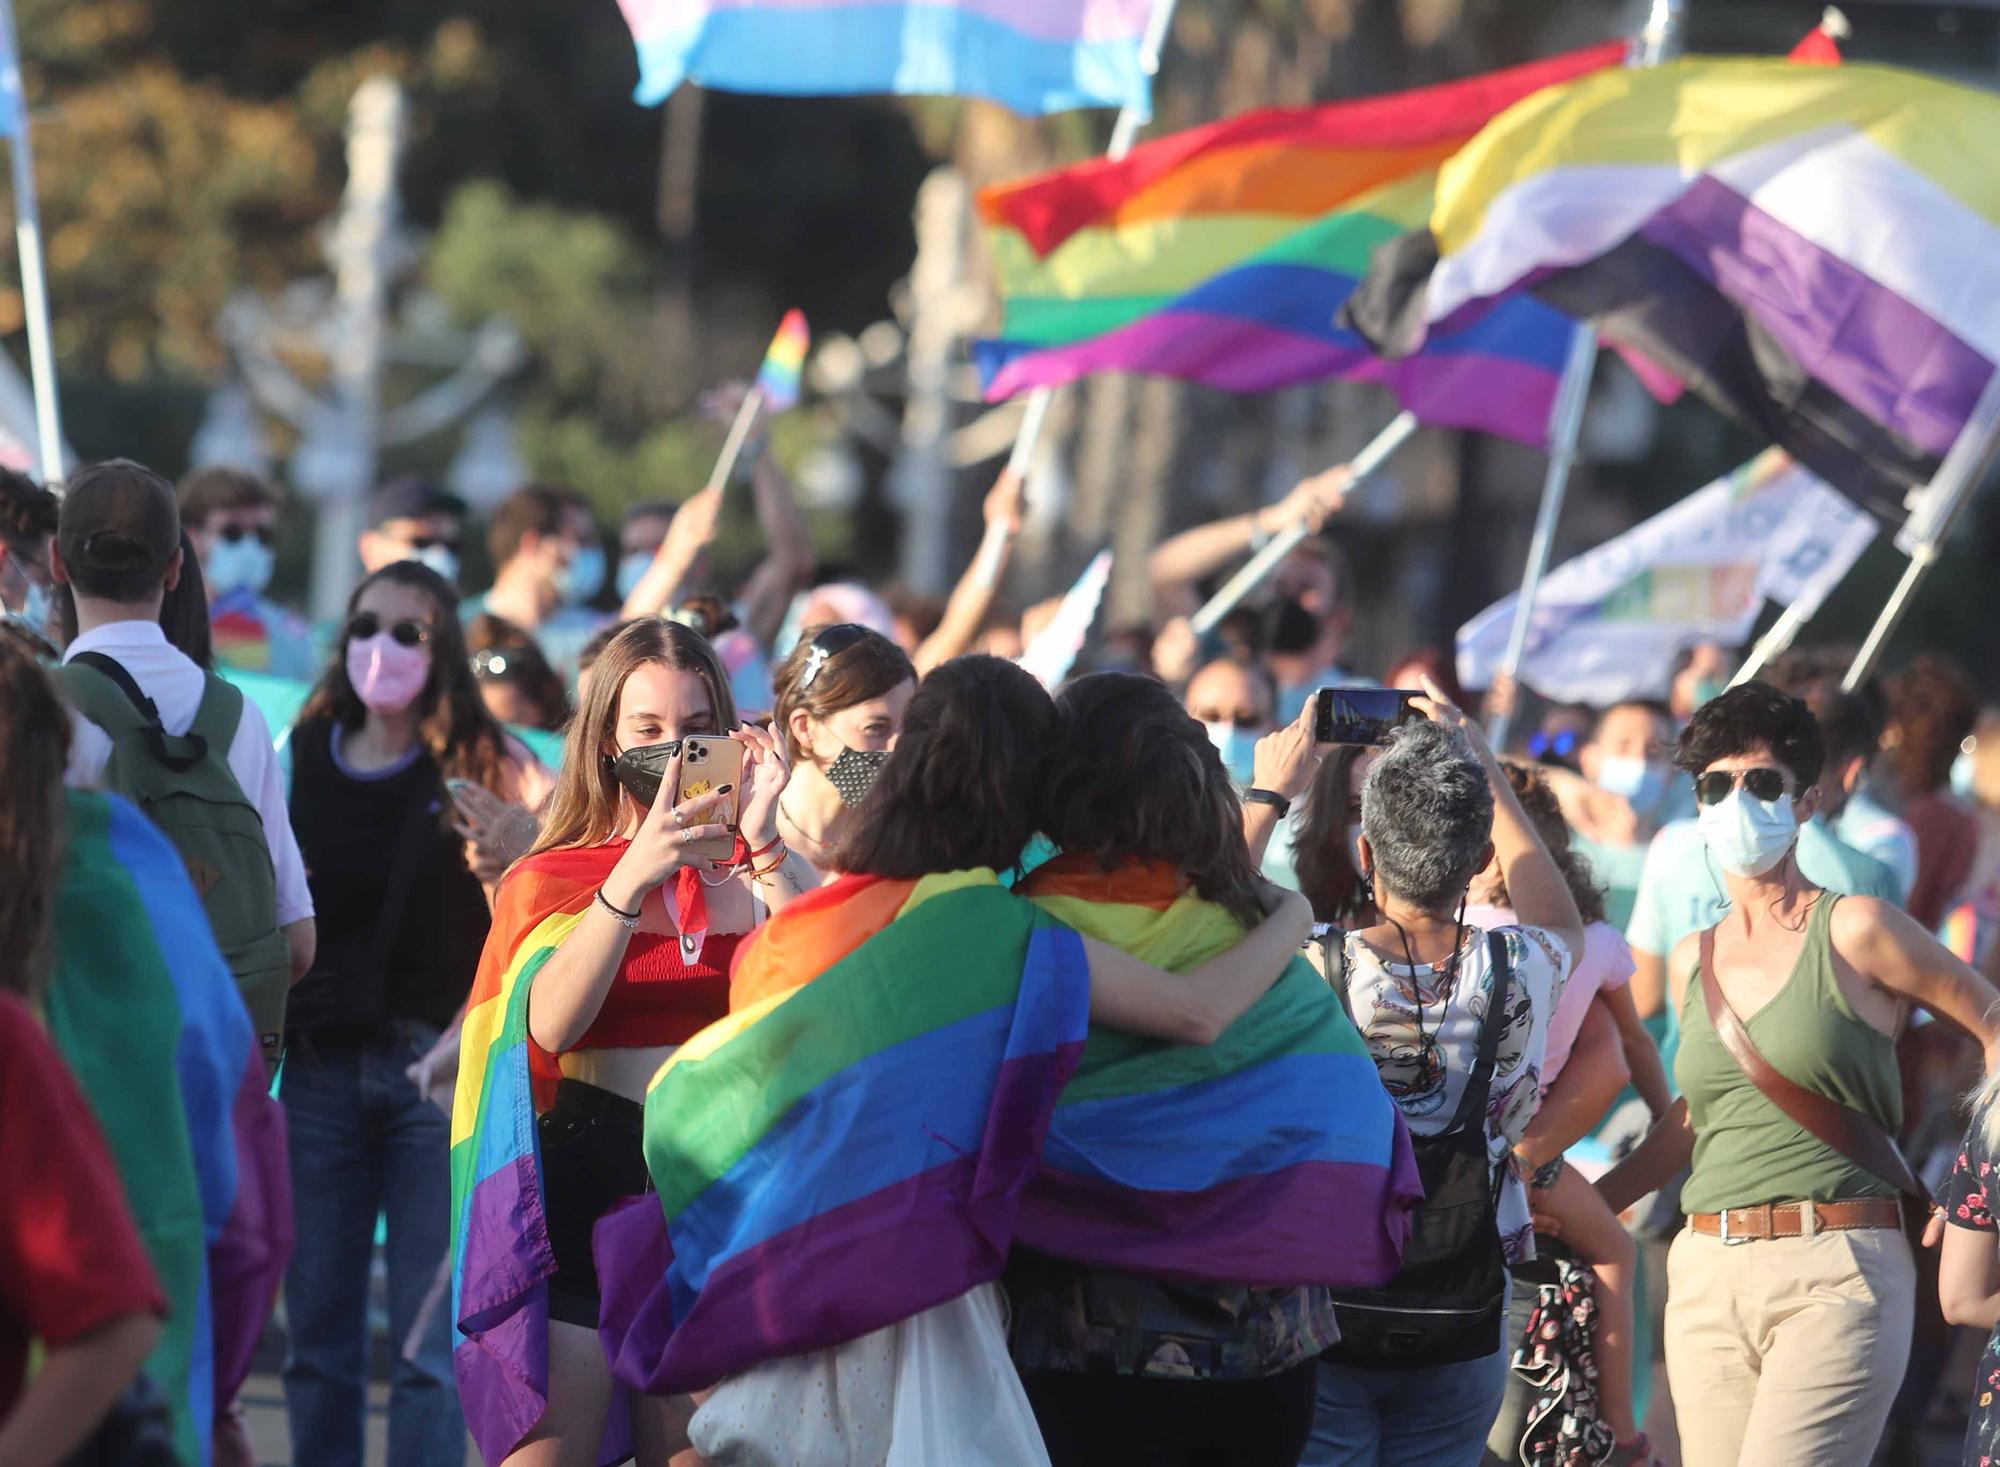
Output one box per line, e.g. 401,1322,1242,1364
538,1079,650,1329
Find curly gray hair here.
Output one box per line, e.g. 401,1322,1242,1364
1360,720,1495,912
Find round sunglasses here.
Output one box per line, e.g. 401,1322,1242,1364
214,523,276,547
1694,767,1793,807
345,612,430,648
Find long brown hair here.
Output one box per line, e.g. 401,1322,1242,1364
773,623,917,766
833,655,1052,878
0,626,72,996
1490,758,1607,924
297,560,514,793
1039,672,1264,929
529,618,737,857
1294,742,1374,926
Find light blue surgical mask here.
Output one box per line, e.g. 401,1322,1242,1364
615,550,654,602
1594,754,1668,814
1205,720,1262,787
206,536,275,596
407,542,460,585
559,544,606,605
4,576,51,643
1952,745,1978,801
1697,787,1799,878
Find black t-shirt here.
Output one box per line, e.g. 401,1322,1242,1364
287,717,492,1037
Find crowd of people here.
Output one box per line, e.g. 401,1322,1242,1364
6,421,2000,1467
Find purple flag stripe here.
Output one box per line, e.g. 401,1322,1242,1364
617,1158,1002,1396
634,0,1156,45
1641,176,1993,460
1017,1156,1420,1289
983,311,1561,445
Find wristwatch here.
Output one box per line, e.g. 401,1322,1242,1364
1243,787,1291,815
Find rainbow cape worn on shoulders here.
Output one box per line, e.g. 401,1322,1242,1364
595,869,1090,1397
46,790,285,1467
596,863,1419,1398
1019,856,1419,1285
448,845,621,1467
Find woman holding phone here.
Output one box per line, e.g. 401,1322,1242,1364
451,617,808,1466
282,561,553,1467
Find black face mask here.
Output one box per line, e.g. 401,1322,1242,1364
826,746,891,808
610,740,681,806
1262,596,1323,657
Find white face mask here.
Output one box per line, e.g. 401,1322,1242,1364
1697,786,1799,878
407,542,460,585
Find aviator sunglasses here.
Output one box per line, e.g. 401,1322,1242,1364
1694,767,1793,808
344,611,431,648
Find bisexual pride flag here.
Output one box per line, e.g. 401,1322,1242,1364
617,0,1158,117
975,44,1624,443
594,865,1418,1397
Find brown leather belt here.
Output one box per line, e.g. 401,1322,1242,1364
1689,1198,1903,1244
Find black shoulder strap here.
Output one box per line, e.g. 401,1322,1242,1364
68,651,209,773
69,651,164,725
1314,926,1354,1023
1444,931,1514,1136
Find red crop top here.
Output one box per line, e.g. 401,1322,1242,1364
571,926,746,1049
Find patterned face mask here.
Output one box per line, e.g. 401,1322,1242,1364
826,746,891,808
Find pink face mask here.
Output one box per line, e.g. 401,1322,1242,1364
346,634,430,713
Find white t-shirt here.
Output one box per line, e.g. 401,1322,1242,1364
63,620,315,927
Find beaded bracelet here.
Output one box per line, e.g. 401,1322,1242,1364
595,888,642,929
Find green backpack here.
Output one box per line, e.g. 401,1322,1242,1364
57,652,292,1064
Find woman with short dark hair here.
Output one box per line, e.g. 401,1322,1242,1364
1600,681,2000,1466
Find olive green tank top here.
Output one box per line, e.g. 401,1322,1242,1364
1676,895,1903,1214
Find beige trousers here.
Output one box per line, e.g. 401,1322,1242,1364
1665,1224,1914,1466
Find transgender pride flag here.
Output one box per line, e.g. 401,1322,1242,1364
616,0,1157,116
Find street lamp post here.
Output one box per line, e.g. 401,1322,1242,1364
217,77,522,623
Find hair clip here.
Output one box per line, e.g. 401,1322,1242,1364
801,643,830,689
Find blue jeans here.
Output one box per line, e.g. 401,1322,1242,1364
280,1023,463,1467
1301,1347,1511,1467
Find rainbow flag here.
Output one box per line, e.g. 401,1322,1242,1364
753,308,809,412
449,846,634,1466
594,865,1417,1396
973,44,1624,443
616,0,1157,117
1345,59,2000,523
44,791,282,1467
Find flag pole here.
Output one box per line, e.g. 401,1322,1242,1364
1483,0,1682,747
1841,369,2000,690
1004,0,1180,478
706,384,766,493
1730,598,1814,689
0,0,63,486
1190,409,1419,637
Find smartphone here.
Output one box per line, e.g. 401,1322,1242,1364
610,740,681,808
1314,687,1423,746
672,735,746,862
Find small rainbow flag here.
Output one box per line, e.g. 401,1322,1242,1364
753,308,809,412
45,791,288,1467
974,44,1623,443
593,864,1417,1397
